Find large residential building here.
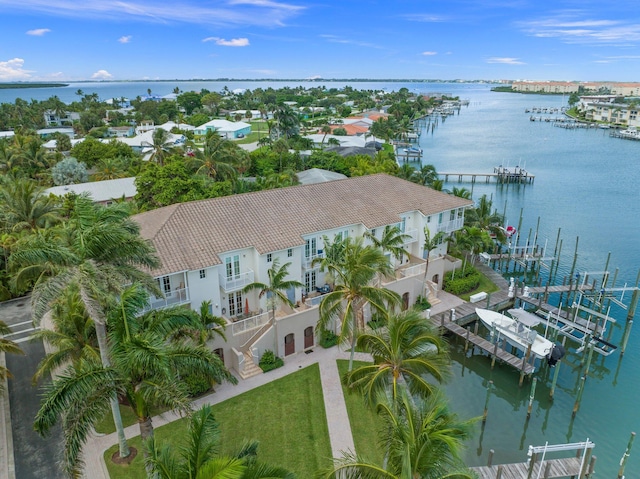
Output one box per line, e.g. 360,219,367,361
133,174,472,377
194,119,252,139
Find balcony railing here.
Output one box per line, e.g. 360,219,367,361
144,287,190,312
231,311,270,336
219,270,254,292
437,217,464,234
398,263,426,278
403,228,419,244
303,252,325,269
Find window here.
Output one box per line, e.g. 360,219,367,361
305,238,317,259
371,228,377,237
225,255,240,280
427,216,431,223
450,210,456,221
199,269,206,279
287,248,293,257
161,276,171,294
267,253,273,263
228,291,243,316
305,270,317,293
438,213,443,224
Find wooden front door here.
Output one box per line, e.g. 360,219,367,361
402,292,410,311
304,327,314,349
284,333,295,356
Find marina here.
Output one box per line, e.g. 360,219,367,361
438,166,535,184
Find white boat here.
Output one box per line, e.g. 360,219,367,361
475,308,554,360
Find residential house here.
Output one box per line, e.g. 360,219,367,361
37,127,75,139
44,110,80,127
194,119,252,139
45,177,137,206
107,126,135,138
133,174,471,378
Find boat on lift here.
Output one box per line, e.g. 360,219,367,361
475,308,554,360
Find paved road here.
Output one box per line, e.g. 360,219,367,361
1,298,65,479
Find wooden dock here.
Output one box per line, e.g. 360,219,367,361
471,457,585,479
439,167,535,184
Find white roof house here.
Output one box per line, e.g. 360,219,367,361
194,119,252,139
45,177,137,205
304,134,367,148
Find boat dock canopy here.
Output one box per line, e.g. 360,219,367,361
507,308,541,327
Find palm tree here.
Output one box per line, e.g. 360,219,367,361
188,134,242,181
396,163,416,181
320,124,332,148
34,284,236,477
455,226,494,266
343,309,449,406
10,196,161,461
273,105,299,139
31,286,99,384
243,258,303,355
144,404,295,479
92,157,128,181
145,128,177,166
0,320,23,393
464,194,506,243
317,237,400,371
451,187,472,199
324,390,475,479
194,300,227,346
413,164,438,187
364,224,410,265
422,227,448,287
0,176,61,232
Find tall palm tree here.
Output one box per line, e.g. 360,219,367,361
273,105,299,139
145,128,177,166
317,237,400,371
455,226,494,266
464,194,505,243
343,309,449,406
10,196,161,461
243,258,303,354
34,284,236,478
451,187,472,199
320,124,332,148
422,227,448,286
145,404,295,479
188,134,241,181
324,391,475,479
0,320,23,393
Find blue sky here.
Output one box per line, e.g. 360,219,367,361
1,0,639,82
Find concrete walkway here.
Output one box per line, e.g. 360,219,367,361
80,294,464,478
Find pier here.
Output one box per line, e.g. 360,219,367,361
439,166,535,184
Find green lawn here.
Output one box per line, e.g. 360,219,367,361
458,272,500,302
336,359,384,465
105,364,332,478
95,404,166,435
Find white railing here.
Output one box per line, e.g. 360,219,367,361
231,311,270,336
437,217,464,233
219,270,255,292
399,263,426,278
304,292,329,307
144,287,190,311
303,252,325,269
403,228,419,244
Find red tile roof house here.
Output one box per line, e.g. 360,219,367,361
133,174,471,378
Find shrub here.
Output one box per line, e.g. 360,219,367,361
182,373,212,397
319,329,339,348
259,349,284,372
414,295,431,311
443,265,481,295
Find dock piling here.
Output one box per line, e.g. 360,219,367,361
527,377,537,419
617,432,635,478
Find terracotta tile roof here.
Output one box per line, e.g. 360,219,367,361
133,174,473,276
330,124,369,135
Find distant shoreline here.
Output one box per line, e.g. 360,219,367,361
0,83,68,90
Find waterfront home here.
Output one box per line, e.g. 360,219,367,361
45,177,137,206
132,174,471,377
194,119,252,139
577,100,639,128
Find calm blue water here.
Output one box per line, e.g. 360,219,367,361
3,82,639,475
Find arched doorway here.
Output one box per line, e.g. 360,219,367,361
431,274,439,286
213,348,224,365
304,326,314,349
402,292,410,311
284,333,295,356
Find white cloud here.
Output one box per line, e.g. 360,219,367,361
248,69,276,75
118,35,132,43
91,69,113,79
487,57,525,65
0,0,305,28
26,28,51,36
0,58,32,80
203,37,250,46
518,12,640,45
401,13,447,23
421,51,437,56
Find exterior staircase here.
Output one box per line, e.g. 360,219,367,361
426,280,441,306
239,351,263,380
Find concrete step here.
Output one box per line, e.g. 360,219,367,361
239,353,263,380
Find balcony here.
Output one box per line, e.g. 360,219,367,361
303,252,325,270
219,270,255,293
437,217,464,234
403,228,419,244
144,287,190,312
230,311,271,336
